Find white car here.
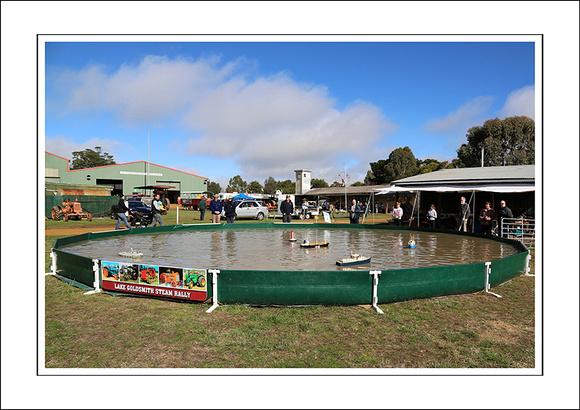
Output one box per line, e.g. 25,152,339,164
223,200,269,221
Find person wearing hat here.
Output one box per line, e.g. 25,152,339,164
224,196,237,223
209,194,223,223
280,195,294,223
198,195,207,221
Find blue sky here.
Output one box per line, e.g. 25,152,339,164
44,40,535,188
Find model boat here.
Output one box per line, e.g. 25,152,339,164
336,253,371,266
300,240,329,248
408,239,416,249
118,248,143,259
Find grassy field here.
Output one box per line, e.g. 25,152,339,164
44,213,535,369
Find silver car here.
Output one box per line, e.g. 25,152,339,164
224,200,269,220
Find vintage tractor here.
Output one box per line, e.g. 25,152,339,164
119,265,138,281
51,199,93,221
184,271,206,289
140,267,158,284
160,270,183,287
102,266,119,280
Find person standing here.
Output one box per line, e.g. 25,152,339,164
148,193,164,227
115,194,132,230
479,201,495,235
349,199,361,224
198,196,207,221
427,204,437,229
497,200,514,237
301,197,309,220
209,194,223,224
224,197,237,223
392,202,403,226
457,196,471,232
280,195,294,223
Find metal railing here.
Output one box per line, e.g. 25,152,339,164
500,218,535,248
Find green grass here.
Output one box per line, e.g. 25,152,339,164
44,231,535,369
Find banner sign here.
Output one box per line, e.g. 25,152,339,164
100,261,207,302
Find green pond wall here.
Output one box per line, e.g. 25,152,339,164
50,223,529,306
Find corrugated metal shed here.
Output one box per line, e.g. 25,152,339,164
305,184,393,196
392,165,535,186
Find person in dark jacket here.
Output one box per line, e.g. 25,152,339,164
198,196,207,220
479,201,495,235
224,197,237,223
280,195,294,223
497,200,514,237
349,199,361,224
209,194,223,224
115,194,132,230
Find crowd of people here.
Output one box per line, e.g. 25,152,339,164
118,192,516,235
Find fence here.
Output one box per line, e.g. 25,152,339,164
45,195,119,219
48,223,531,313
500,218,535,248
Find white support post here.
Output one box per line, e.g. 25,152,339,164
206,269,220,313
83,259,102,295
46,250,57,276
369,270,384,314
484,262,502,298
176,206,179,225
525,252,534,276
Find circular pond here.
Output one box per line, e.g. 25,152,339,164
59,225,520,271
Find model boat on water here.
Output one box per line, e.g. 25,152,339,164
336,253,371,266
408,239,416,249
119,248,143,259
300,240,329,248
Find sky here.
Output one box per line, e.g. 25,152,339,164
44,40,536,189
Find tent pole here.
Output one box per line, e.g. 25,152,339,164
472,190,476,232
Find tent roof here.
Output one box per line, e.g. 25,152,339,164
391,165,534,186
233,193,253,200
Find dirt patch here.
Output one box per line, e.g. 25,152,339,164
45,227,122,236
479,320,531,344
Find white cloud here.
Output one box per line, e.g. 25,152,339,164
54,55,397,183
423,96,494,134
500,85,535,119
45,135,129,163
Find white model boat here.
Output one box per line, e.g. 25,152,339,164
118,248,143,259
336,253,371,266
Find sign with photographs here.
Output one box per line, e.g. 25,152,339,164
100,261,207,302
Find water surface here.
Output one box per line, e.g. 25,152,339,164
60,228,519,271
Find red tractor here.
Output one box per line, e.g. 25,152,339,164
159,270,182,287
140,267,158,284
51,199,93,221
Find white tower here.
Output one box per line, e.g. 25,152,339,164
295,169,312,195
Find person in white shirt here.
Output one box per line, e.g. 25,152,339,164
392,202,403,226
427,204,437,229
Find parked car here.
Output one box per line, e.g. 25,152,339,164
223,200,269,221
127,200,153,226
112,200,154,227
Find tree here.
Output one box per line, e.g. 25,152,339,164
277,179,295,194
206,181,221,195
247,180,263,194
456,116,535,167
227,175,247,193
70,146,116,170
311,178,329,188
368,147,419,185
263,177,278,194
417,159,452,174
351,181,365,187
